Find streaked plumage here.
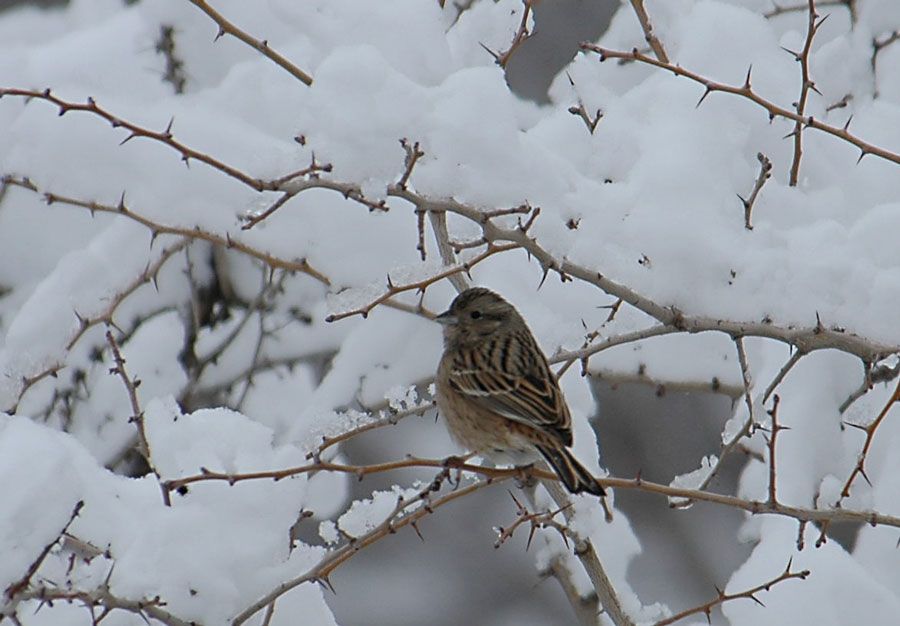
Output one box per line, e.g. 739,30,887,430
435,287,605,496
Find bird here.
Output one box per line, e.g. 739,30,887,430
434,287,605,496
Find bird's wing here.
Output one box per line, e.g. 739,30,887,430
447,334,572,444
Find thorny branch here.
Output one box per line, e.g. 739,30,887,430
0,89,272,190
653,560,810,626
4,501,83,603
105,330,171,506
231,472,496,626
580,44,900,166
836,378,900,505
765,0,856,23
481,0,534,68
786,0,825,186
185,0,313,86
13,586,192,626
493,491,571,550
325,242,522,322
8,179,330,284
764,395,785,505
628,0,669,63
164,453,900,529
0,226,189,414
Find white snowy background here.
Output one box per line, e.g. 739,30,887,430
1,0,900,625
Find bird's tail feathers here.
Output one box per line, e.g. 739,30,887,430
536,444,605,497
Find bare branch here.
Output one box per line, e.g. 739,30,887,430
764,395,785,504
232,473,495,625
0,90,269,190
325,242,520,322
105,331,171,506
872,30,900,98
836,378,900,505
628,0,669,63
7,180,330,285
737,152,772,229
579,45,900,167
481,0,534,68
4,501,83,602
787,1,824,186
653,559,809,626
185,0,313,86
765,0,856,23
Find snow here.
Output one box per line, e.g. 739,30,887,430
1,0,899,624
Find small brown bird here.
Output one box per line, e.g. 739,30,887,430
435,287,605,496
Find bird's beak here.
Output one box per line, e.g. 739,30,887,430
434,310,458,325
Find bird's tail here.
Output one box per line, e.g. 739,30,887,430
536,444,605,496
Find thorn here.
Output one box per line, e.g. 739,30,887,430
858,465,872,486
410,521,425,542
696,87,712,107
117,191,127,212
781,46,801,61
214,27,225,42
526,524,538,551
479,41,500,62
538,265,550,289
843,115,853,131
857,149,868,164
749,593,766,608
164,117,174,137
316,575,336,594
744,65,753,88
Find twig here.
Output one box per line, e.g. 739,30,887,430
653,559,809,626
325,242,520,322
737,152,772,229
154,25,187,94
765,0,855,23
3,235,189,414
762,349,805,403
185,0,313,86
8,180,330,285
105,331,171,506
554,324,681,378
232,474,496,625
579,45,900,166
312,402,435,459
398,138,424,190
785,1,825,186
541,478,635,626
15,586,192,626
4,501,84,601
764,395,785,504
565,73,603,134
872,30,900,98
825,93,852,111
160,451,900,528
481,0,534,68
836,378,900,505
0,90,269,190
673,338,756,507
240,157,333,230
493,491,571,550
839,360,900,414
628,0,669,63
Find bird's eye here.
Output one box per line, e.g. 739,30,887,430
470,310,482,319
